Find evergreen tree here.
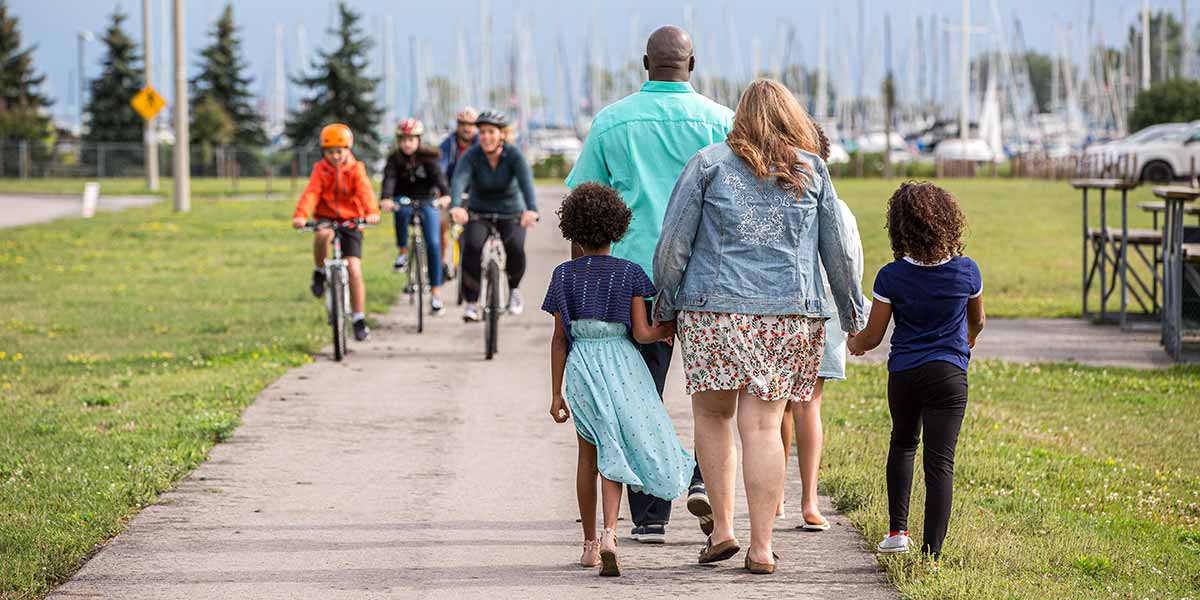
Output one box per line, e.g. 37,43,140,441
285,1,382,162
0,0,52,144
191,4,266,148
83,9,143,144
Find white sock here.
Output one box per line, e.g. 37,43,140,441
352,312,365,322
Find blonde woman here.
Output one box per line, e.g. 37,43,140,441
653,79,865,574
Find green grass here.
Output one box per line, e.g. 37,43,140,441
821,361,1200,600
0,198,402,598
0,177,303,199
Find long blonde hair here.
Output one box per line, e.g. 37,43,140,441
726,79,822,194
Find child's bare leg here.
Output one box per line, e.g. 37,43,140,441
346,257,365,314
793,378,826,523
779,400,795,515
313,229,333,268
577,435,598,540
600,476,622,532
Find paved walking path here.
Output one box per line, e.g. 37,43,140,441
0,193,159,229
50,187,896,599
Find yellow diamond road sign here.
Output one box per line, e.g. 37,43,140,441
130,86,166,121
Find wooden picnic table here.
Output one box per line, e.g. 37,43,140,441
1151,186,1200,360
1070,179,1141,327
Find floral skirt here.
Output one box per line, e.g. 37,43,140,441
678,311,825,403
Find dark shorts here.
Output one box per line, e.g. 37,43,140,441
318,221,364,258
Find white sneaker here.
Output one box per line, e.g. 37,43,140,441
876,531,910,554
507,289,524,315
462,303,481,322
431,297,445,316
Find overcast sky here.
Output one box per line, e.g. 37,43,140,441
9,0,1179,126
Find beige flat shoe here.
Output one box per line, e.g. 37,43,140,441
599,528,620,577
580,539,601,567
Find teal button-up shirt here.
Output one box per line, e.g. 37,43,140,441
565,80,733,278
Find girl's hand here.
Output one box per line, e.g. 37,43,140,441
438,195,451,209
450,207,469,225
550,395,571,423
968,335,977,349
847,335,866,356
365,213,381,225
650,321,677,345
292,217,308,229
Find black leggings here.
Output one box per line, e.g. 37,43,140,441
461,216,526,303
886,360,968,558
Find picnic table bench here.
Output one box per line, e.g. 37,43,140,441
1152,186,1200,360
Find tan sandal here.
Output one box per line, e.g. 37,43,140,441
599,528,620,577
580,539,601,567
745,551,779,575
698,535,741,564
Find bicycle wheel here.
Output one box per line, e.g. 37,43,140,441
414,226,426,333
484,260,500,360
329,268,346,361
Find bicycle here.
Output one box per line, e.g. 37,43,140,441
393,196,434,333
301,218,368,361
470,213,512,360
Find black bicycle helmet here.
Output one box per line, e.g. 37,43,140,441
474,109,509,128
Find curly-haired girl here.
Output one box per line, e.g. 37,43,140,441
847,181,986,567
542,182,694,577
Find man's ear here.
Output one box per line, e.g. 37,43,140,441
688,56,695,73
643,54,650,71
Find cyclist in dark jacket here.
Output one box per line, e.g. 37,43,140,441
448,110,539,322
382,118,451,315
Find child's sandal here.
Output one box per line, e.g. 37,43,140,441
598,528,620,577
580,539,601,568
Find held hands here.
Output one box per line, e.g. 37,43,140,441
292,217,307,229
450,207,469,225
520,210,539,229
649,320,677,345
550,394,571,423
846,331,867,356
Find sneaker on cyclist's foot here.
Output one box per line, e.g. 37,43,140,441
393,252,408,273
507,289,525,315
353,318,370,341
462,303,481,322
310,270,325,298
431,297,445,316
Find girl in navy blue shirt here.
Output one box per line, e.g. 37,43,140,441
848,182,986,566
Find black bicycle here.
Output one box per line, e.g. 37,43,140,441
300,219,368,361
393,196,434,333
470,213,512,360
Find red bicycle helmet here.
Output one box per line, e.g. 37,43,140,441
396,118,425,137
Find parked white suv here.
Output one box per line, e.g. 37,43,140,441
1086,122,1200,182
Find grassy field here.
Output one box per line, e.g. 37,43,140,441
0,176,301,199
0,198,403,598
822,361,1200,599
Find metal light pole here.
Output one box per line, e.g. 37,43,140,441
142,0,159,191
1142,0,1151,90
77,31,93,136
173,0,189,212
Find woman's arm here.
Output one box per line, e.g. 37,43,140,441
550,314,571,423
967,295,985,348
814,162,866,333
630,297,676,344
513,149,538,214
449,152,474,209
651,153,707,323
846,300,892,355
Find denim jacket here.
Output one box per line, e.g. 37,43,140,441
652,142,866,333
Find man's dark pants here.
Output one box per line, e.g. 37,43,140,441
629,299,705,527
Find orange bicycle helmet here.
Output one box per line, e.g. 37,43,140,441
320,123,354,149
396,118,425,137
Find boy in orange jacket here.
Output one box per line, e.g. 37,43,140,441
292,123,381,341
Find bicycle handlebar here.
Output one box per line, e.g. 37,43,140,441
298,218,370,232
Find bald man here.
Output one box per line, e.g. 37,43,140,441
565,25,733,545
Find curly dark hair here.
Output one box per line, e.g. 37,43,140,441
556,182,632,250
885,181,966,265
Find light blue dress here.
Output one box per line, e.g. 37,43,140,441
565,319,696,501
